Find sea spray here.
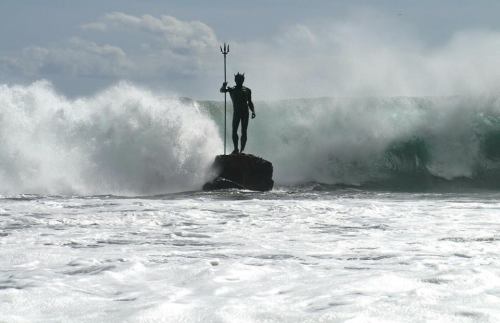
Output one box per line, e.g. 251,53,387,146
0,81,221,195
4,81,500,194
201,96,500,189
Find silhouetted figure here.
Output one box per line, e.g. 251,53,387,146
220,73,256,154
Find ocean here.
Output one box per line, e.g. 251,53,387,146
1,82,500,322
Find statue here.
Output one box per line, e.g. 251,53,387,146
220,73,256,154
203,43,273,191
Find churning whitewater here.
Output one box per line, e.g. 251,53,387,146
2,81,500,195
1,81,500,323
1,191,500,322
0,81,221,195
226,96,500,189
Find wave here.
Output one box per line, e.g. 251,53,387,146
3,80,500,195
0,81,221,195
201,95,500,190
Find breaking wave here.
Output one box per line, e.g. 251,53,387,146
202,95,500,190
3,80,500,195
0,81,221,195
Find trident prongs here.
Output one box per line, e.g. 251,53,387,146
220,42,229,55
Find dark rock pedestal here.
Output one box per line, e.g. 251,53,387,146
203,154,274,191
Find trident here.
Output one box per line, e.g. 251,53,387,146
220,42,229,155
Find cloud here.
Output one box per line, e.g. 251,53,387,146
1,13,218,91
80,21,107,31
3,38,130,78
3,10,500,99
83,12,217,54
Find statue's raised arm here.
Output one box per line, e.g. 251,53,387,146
220,82,232,93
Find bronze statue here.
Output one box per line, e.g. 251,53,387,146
220,73,256,154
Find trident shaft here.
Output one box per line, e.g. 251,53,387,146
220,43,229,155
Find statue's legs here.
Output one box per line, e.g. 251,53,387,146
240,114,249,152
232,115,240,153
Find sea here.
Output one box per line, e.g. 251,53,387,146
1,81,500,322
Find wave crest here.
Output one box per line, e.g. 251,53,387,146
0,81,221,195
203,96,500,189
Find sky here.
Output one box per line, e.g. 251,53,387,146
2,0,500,99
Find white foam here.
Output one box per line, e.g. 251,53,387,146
1,193,500,321
0,81,221,195
242,96,500,185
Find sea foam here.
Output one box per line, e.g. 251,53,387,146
3,80,500,195
205,96,500,188
0,81,221,195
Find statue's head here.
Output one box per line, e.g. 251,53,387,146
234,72,245,86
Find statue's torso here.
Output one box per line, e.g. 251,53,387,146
229,86,251,114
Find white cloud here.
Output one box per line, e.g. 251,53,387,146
3,10,500,99
84,12,217,53
3,38,130,78
80,22,107,32
0,13,221,96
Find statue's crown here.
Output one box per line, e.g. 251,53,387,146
234,72,245,81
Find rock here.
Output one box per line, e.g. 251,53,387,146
202,177,244,190
203,153,274,191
